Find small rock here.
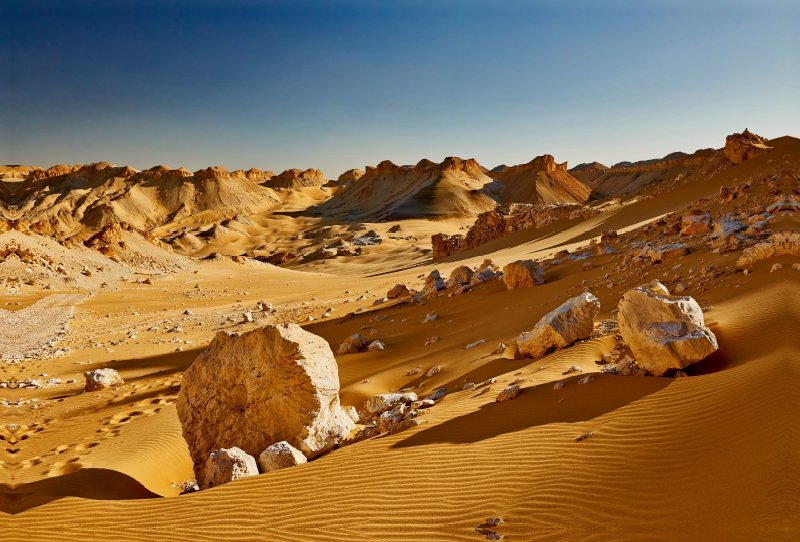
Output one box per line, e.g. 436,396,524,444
258,441,307,473
496,385,520,402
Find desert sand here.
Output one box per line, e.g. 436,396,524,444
0,130,798,540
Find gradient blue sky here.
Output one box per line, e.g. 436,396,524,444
2,0,798,176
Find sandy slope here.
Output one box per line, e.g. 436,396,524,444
0,135,798,540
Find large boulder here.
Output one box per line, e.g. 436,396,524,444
177,324,355,487
258,441,308,473
617,281,718,376
502,260,545,290
203,447,259,489
84,368,124,392
445,265,474,288
517,293,600,358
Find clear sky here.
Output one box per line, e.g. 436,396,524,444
2,0,798,177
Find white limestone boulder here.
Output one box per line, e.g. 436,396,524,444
617,281,718,376
203,447,259,489
517,293,600,358
83,368,124,392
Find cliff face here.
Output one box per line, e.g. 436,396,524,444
570,130,773,198
313,156,497,221
487,154,592,205
723,129,771,165
0,163,283,240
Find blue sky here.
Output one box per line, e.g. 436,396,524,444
1,0,798,176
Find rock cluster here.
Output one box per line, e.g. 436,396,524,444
177,324,354,487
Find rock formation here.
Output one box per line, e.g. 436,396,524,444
258,441,308,473
737,232,800,266
617,281,718,376
177,323,355,485
502,260,545,290
517,293,600,358
487,154,592,205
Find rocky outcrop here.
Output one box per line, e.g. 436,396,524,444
680,211,711,236
502,260,545,290
723,129,771,165
617,281,718,376
517,293,600,358
337,169,365,183
488,155,592,205
737,232,800,266
268,168,327,189
203,447,259,489
445,266,474,288
258,441,307,473
638,243,690,263
177,324,354,485
83,368,124,392
432,203,597,259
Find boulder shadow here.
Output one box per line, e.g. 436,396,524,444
0,468,160,515
390,373,671,448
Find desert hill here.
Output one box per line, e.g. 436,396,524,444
487,154,593,205
312,156,498,220
0,163,285,241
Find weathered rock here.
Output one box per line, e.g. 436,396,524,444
617,281,718,376
203,447,259,489
638,243,689,263
496,385,520,402
426,366,440,377
366,340,385,351
364,392,418,416
474,259,501,281
177,324,354,486
517,293,600,358
257,441,307,473
680,211,711,236
423,271,445,293
502,260,545,290
722,129,771,165
445,266,474,288
83,368,124,392
342,406,360,423
344,334,367,349
386,283,410,299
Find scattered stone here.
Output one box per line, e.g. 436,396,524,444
426,366,440,377
578,375,595,384
502,260,545,290
553,382,564,390
364,392,418,416
386,284,410,299
366,340,385,351
462,382,475,391
203,447,258,489
517,293,600,358
423,270,445,294
465,339,485,350
445,265,474,288
258,441,307,473
425,336,441,346
83,368,124,392
495,385,520,402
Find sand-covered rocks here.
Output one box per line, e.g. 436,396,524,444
177,323,354,485
258,441,307,473
681,211,711,236
617,281,718,376
737,232,800,266
83,368,124,392
386,283,410,299
204,447,259,489
517,293,600,358
502,260,545,290
638,243,689,263
364,392,418,416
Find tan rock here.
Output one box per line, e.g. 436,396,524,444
386,283,410,299
502,260,545,290
177,323,354,486
203,447,259,489
680,211,711,236
516,293,600,358
83,368,124,392
737,232,800,266
445,265,474,288
617,281,718,376
258,441,307,473
364,392,418,416
496,385,520,402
